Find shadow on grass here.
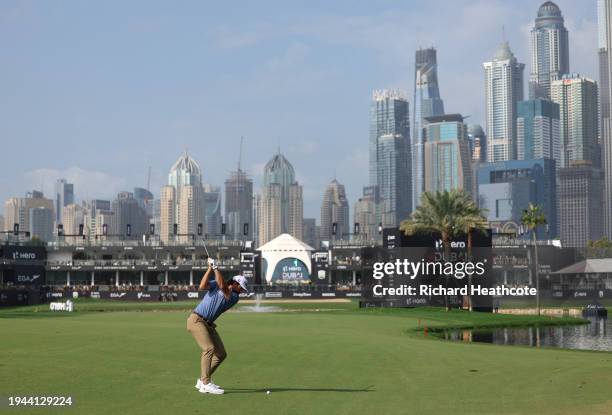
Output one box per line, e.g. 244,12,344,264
223,386,375,394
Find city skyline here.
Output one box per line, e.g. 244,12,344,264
0,0,599,220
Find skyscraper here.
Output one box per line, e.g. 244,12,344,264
160,186,176,242
29,207,54,242
550,74,599,168
467,124,487,201
467,124,487,163
160,152,205,243
94,210,116,241
484,41,525,162
112,191,148,239
516,99,561,167
257,152,303,245
353,186,380,242
133,187,154,222
55,179,74,224
558,161,604,247
477,159,557,238
320,179,350,242
529,1,570,99
423,114,472,194
370,90,411,226
83,199,111,239
4,191,54,237
302,218,318,249
378,133,412,227
151,199,161,238
288,183,303,240
225,169,253,240
413,48,445,208
598,0,612,238
203,184,222,237
62,203,84,244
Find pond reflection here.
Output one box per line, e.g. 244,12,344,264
443,316,612,351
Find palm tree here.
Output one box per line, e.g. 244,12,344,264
456,213,488,311
400,190,487,311
521,203,546,316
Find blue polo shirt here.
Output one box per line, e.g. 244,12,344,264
193,281,239,322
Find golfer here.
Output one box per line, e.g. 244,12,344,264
187,258,248,395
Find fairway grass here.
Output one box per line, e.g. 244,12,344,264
1,302,611,415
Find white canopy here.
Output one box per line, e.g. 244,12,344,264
257,233,314,283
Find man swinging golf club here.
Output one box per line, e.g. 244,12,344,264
187,257,248,395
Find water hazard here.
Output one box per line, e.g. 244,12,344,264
443,316,612,352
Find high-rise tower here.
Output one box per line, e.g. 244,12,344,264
413,48,445,208
225,139,253,240
484,41,525,162
320,179,350,242
598,0,612,238
529,1,570,99
160,152,205,243
369,90,411,226
257,152,303,245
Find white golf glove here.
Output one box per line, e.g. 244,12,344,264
208,258,217,270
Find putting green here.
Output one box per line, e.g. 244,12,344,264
0,303,611,415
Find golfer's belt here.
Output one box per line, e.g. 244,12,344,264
193,312,215,327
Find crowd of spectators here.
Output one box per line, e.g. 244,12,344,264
45,258,241,267
2,282,363,293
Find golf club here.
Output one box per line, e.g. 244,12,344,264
202,240,210,257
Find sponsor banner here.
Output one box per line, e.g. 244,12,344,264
137,292,155,301
12,266,46,285
291,292,313,298
33,288,366,301
50,300,73,312
265,291,283,298
570,290,612,299
1,246,46,261
176,291,203,301
345,292,362,297
48,292,64,299
271,258,310,283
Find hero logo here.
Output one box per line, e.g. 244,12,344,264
17,274,40,283
110,292,127,298
187,292,199,299
435,240,465,249
574,291,587,297
137,292,151,299
90,292,100,299
12,252,37,260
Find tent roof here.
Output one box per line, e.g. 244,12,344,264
552,258,612,274
256,233,315,252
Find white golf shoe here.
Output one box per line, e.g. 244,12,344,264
199,382,224,395
195,378,221,390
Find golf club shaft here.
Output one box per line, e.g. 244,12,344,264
202,242,210,257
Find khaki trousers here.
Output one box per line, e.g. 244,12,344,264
186,312,227,384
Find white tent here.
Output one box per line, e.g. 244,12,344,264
257,233,315,283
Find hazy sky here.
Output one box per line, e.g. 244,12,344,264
0,0,599,221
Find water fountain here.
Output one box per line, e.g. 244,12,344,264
240,293,281,312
